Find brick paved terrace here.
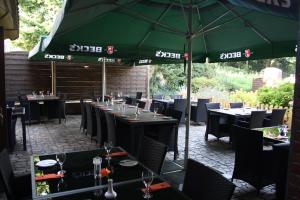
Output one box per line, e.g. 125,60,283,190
4,115,276,200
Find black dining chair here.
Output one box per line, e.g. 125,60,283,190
0,149,32,200
80,98,87,132
104,112,117,146
174,99,186,123
136,92,142,100
149,102,165,114
46,100,66,123
95,108,103,146
137,100,146,109
231,125,275,194
183,159,235,200
229,102,243,108
125,97,133,105
138,136,167,174
273,143,290,200
167,109,182,160
85,103,97,141
191,98,210,124
205,103,230,141
263,109,286,127
19,98,40,124
237,110,266,129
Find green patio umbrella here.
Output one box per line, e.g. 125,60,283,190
41,0,298,165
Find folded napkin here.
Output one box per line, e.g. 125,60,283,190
109,152,128,157
35,173,64,181
141,182,171,192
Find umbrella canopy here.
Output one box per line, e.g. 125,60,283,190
40,0,299,165
29,36,125,65
42,0,298,63
0,0,19,40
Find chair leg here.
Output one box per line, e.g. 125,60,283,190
205,133,208,141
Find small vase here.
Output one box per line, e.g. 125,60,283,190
105,179,117,199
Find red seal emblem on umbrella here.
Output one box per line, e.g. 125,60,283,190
183,53,189,61
244,49,252,58
107,46,114,55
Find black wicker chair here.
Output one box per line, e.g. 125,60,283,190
138,136,167,174
45,100,66,123
264,109,286,127
104,112,117,146
183,159,235,200
205,103,230,141
85,103,97,141
273,143,290,200
137,100,146,109
191,98,210,124
174,99,186,123
136,92,142,100
229,102,243,108
150,102,165,114
95,108,103,146
0,149,32,200
168,109,182,160
237,110,266,129
231,125,275,194
80,98,87,132
125,97,133,105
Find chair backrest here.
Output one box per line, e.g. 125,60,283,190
138,136,167,174
104,112,116,145
152,94,163,100
249,110,266,128
171,109,182,125
85,103,94,136
0,149,15,200
137,100,146,109
150,102,165,114
125,97,133,105
183,159,235,200
230,102,243,108
95,108,102,145
136,92,142,100
270,109,286,126
196,99,210,122
204,103,220,123
231,125,263,183
174,99,187,123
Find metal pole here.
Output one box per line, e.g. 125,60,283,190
51,61,57,96
102,57,106,102
184,1,193,168
0,26,8,150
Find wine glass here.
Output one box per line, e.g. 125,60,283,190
153,107,159,118
142,170,154,199
56,153,66,175
104,141,113,160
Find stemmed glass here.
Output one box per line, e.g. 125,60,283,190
142,170,154,199
104,141,113,160
56,153,66,175
153,107,159,118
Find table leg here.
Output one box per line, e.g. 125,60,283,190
21,115,27,151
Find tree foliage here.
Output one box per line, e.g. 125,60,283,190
13,0,63,50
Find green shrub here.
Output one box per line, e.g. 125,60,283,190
229,90,258,106
257,83,294,107
192,77,218,93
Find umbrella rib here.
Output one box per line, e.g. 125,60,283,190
115,2,186,36
138,3,174,48
179,0,189,34
196,6,208,54
218,1,272,44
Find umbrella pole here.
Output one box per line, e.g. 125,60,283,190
51,61,57,96
184,1,193,169
102,57,106,102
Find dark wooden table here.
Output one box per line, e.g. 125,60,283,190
92,102,178,155
206,108,272,140
26,95,61,124
30,147,189,200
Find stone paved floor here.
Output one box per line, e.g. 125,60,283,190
6,115,275,200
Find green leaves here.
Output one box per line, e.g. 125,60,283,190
12,0,63,50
